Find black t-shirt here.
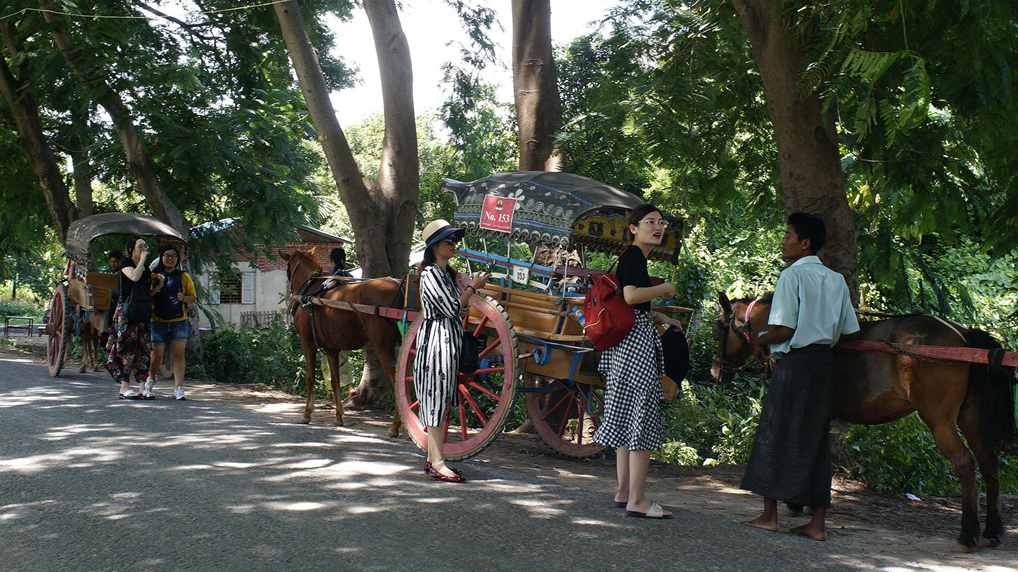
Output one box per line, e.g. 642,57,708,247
616,245,651,312
118,259,152,306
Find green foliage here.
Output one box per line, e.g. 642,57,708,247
199,317,317,397
0,298,44,320
842,414,1018,496
656,320,765,467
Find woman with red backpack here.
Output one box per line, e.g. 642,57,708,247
593,204,679,519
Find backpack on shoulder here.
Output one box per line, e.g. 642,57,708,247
582,259,635,351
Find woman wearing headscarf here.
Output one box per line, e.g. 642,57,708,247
414,219,488,482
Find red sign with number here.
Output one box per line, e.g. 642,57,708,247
478,195,517,233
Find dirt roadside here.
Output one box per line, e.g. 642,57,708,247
5,343,1016,571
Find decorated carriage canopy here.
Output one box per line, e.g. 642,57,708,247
443,171,683,262
64,212,187,261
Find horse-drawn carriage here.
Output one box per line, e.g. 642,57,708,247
394,172,691,459
45,213,186,377
289,172,688,460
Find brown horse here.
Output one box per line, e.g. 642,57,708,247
283,251,404,437
713,292,1016,549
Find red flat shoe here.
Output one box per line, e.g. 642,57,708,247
427,464,465,483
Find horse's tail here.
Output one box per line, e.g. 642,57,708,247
964,328,1017,452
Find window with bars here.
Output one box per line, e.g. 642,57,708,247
214,271,255,304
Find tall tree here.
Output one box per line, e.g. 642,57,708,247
729,0,857,296
511,0,561,171
0,23,74,241
274,0,418,404
38,0,187,233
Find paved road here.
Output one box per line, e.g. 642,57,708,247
0,355,988,571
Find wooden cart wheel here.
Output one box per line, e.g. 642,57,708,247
525,374,606,458
46,285,72,377
396,295,518,461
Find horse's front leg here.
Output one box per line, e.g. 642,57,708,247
300,342,317,425
370,336,401,439
325,350,345,427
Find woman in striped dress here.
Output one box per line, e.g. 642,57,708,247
593,204,681,519
415,219,488,482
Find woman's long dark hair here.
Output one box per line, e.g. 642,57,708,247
420,244,459,281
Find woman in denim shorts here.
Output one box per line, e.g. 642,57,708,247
146,246,196,400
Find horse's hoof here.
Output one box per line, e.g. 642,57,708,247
335,420,344,427
985,536,1001,548
387,429,399,439
301,418,311,425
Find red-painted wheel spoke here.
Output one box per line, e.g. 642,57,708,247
472,316,488,337
556,397,573,436
458,401,468,439
409,400,419,411
403,375,414,382
478,338,501,358
542,391,572,421
459,385,488,426
575,396,586,445
466,381,499,401
472,366,503,375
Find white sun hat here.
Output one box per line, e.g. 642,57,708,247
422,219,465,249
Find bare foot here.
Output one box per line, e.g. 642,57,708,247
789,523,826,541
745,515,779,532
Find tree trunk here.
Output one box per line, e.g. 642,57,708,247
0,39,74,241
730,0,858,301
69,107,93,218
274,0,419,406
39,0,187,234
511,0,562,171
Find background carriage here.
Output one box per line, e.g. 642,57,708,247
393,172,688,460
45,213,187,377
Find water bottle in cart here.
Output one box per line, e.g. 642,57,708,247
570,305,586,327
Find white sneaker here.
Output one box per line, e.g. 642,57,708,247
121,387,141,399
174,387,186,400
142,379,155,399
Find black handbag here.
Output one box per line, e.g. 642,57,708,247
459,332,483,374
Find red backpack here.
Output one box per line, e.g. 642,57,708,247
582,260,635,350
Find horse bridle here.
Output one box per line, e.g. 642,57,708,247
717,298,761,377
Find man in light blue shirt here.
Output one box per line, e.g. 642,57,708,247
741,213,859,542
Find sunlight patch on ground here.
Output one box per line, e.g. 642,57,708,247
477,480,545,494
0,357,34,364
0,446,123,474
346,505,386,515
570,518,625,528
263,501,338,512
412,497,458,504
0,388,79,409
508,498,572,518
0,500,57,522
279,458,334,470
259,459,410,483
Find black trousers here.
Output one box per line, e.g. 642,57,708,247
740,346,834,507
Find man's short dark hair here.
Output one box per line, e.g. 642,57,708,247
787,212,826,254
329,247,346,267
107,250,124,260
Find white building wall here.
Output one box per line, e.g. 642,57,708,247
194,263,289,328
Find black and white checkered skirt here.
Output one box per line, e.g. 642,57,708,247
593,311,665,451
